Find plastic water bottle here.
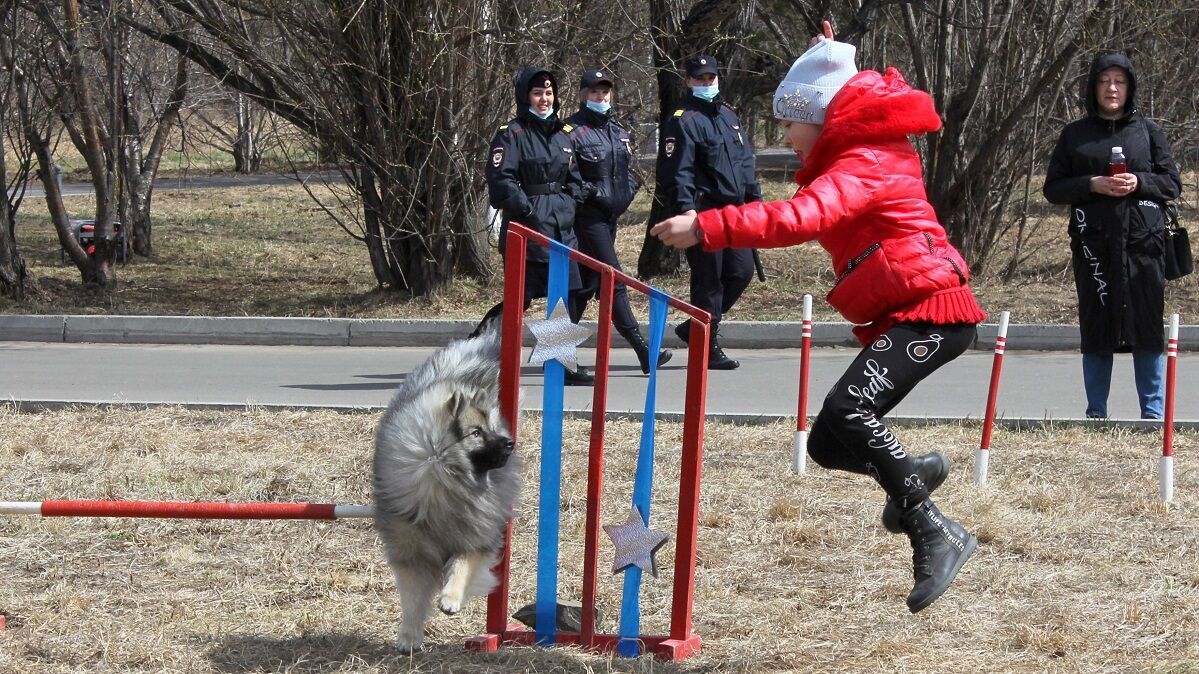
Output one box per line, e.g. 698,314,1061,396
1109,146,1127,176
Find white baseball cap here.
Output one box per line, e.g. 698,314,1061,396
772,39,858,124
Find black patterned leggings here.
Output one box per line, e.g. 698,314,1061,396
808,322,976,511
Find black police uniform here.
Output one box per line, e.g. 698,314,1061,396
657,55,761,365
476,67,596,384
563,68,670,373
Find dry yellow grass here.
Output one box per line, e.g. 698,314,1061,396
8,179,1199,323
2,406,1198,672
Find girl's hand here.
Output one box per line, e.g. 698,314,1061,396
650,210,701,248
808,20,835,49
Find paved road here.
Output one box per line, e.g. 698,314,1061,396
3,341,1194,422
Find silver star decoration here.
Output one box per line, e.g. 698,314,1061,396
603,505,671,577
527,298,591,372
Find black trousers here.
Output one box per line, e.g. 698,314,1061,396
683,245,754,328
807,322,976,511
572,211,640,337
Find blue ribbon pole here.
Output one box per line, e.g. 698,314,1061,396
535,243,570,646
616,290,669,657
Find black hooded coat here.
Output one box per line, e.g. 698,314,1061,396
1043,53,1182,353
486,67,590,264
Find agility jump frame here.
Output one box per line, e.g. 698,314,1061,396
466,222,710,661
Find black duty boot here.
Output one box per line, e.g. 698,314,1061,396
620,327,673,375
674,321,691,345
881,453,950,534
900,499,977,613
563,365,595,387
707,334,739,370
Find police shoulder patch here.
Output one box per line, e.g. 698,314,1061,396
664,137,676,158
491,146,505,167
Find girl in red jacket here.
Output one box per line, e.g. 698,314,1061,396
652,27,985,614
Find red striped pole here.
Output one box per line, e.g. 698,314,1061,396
1161,313,1179,503
0,500,373,519
793,294,813,474
975,311,1010,486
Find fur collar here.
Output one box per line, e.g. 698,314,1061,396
795,67,941,185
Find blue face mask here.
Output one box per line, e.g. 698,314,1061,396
691,85,719,101
528,106,553,120
585,100,611,114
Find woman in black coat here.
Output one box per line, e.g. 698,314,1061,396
476,67,596,385
1043,52,1182,419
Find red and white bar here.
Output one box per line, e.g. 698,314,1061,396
0,500,374,519
974,311,1010,486
793,294,813,474
1161,313,1179,503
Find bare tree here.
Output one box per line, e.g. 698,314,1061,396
11,0,123,289
116,6,188,257
184,96,268,173
0,0,33,300
126,0,524,294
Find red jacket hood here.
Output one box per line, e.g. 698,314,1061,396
795,67,942,185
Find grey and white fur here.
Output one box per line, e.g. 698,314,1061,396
372,329,521,653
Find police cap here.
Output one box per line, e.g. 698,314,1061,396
580,67,614,89
684,55,720,78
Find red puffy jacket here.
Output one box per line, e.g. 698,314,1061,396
696,67,985,346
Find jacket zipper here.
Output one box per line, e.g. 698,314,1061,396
924,231,967,283
832,242,881,287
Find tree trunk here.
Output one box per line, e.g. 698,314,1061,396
0,22,29,300
637,0,689,279
0,195,28,300
233,92,258,173
124,55,187,257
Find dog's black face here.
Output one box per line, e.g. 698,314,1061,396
467,427,515,474
442,389,515,479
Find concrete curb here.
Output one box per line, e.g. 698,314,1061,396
3,399,1193,429
62,315,352,346
3,314,1198,351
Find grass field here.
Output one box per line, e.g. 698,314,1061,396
1,407,1197,673
6,178,1199,324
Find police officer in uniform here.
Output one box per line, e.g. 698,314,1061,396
477,66,595,385
657,54,761,370
565,67,672,375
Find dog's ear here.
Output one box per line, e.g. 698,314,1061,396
446,390,468,419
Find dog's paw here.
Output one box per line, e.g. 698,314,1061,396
395,629,424,655
438,593,463,615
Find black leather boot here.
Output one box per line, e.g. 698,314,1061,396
563,365,595,386
619,327,672,375
900,499,977,613
674,321,691,345
675,322,739,370
881,453,950,534
707,333,739,370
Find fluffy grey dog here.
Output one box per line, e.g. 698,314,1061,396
372,329,521,653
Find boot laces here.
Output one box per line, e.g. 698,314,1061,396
711,340,729,360
911,537,935,578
